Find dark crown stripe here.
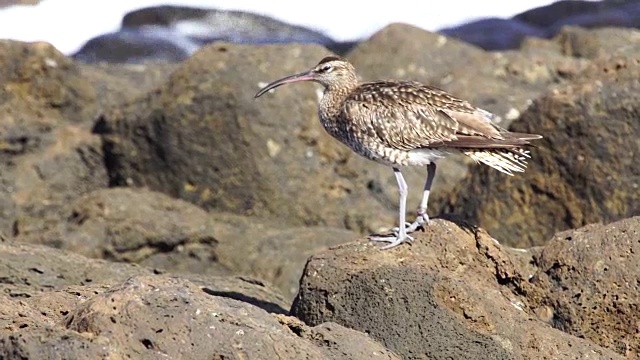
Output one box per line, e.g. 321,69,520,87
317,56,343,65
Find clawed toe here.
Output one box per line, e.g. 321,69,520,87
390,222,412,235
369,233,413,243
368,215,433,250
368,232,414,249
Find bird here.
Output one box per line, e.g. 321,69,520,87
255,56,542,250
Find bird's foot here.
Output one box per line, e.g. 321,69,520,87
368,214,431,250
391,214,430,234
389,221,413,235
369,231,414,250
369,222,415,249
407,213,430,233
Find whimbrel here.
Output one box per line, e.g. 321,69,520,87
255,56,542,249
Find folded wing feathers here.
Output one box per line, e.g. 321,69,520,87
345,82,542,175
434,106,540,175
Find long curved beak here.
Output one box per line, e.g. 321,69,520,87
255,71,315,98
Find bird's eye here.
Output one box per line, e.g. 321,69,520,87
319,64,333,73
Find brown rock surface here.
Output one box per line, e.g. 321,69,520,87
0,42,180,240
553,26,640,59
0,241,148,299
0,240,288,314
0,40,106,236
16,187,228,272
79,61,177,112
59,276,397,359
0,327,114,360
0,268,398,359
528,216,640,358
0,40,96,147
16,187,357,301
291,219,622,359
441,55,640,247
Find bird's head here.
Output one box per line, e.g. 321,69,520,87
255,56,358,98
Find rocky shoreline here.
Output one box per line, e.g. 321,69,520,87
0,16,639,360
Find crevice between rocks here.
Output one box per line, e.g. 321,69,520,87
472,227,532,299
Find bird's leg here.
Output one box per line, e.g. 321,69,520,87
369,167,414,249
406,162,436,233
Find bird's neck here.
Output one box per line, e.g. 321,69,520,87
319,87,348,122
320,81,358,116
317,84,355,139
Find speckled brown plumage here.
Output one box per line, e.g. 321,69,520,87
255,56,542,249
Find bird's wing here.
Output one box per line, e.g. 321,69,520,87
342,81,512,151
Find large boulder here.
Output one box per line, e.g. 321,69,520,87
529,216,640,356
0,41,186,239
0,40,105,236
291,219,622,359
440,55,640,247
0,270,399,359
78,61,178,112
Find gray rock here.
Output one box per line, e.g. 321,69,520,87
438,0,640,51
514,0,630,28
122,6,337,46
0,239,290,319
73,28,196,64
73,5,346,64
440,18,548,50
548,2,640,32
79,61,177,112
0,327,113,360
0,240,148,299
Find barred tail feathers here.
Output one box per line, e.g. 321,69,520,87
463,148,531,176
